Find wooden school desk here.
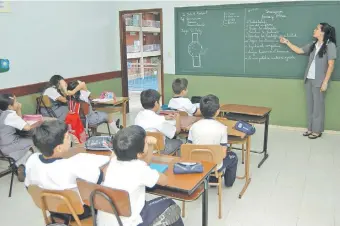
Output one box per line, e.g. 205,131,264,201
179,116,252,199
91,97,129,128
65,147,216,226
216,117,251,199
219,104,272,168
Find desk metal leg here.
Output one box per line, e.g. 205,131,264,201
250,114,269,168
202,179,208,226
122,101,127,128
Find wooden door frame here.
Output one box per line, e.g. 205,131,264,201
119,8,164,113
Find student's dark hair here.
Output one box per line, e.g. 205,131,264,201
140,89,160,109
200,94,220,119
113,125,146,161
67,81,81,102
43,75,65,95
32,120,68,157
48,75,64,88
0,93,15,111
172,78,188,95
310,22,337,58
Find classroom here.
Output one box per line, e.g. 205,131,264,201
1,1,340,226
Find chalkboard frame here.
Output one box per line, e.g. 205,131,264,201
175,1,340,80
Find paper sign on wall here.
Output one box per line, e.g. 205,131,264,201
0,1,10,13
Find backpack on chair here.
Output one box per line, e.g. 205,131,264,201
64,98,87,143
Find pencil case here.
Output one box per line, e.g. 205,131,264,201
173,162,203,174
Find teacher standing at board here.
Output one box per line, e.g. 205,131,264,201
280,23,337,139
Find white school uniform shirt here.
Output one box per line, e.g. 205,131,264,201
188,119,228,169
168,97,198,116
97,158,159,226
134,109,176,139
3,110,27,130
307,42,323,80
44,87,62,101
25,153,109,191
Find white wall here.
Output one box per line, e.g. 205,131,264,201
0,1,119,89
0,0,316,89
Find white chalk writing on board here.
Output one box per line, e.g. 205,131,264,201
244,8,296,67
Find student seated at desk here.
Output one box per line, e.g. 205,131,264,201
97,125,184,226
41,75,85,121
25,120,109,225
67,81,121,133
168,78,201,116
0,94,34,182
135,89,182,156
188,94,238,184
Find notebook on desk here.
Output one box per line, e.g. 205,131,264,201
149,163,169,173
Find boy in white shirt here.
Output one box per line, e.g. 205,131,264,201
168,78,201,116
135,89,182,155
188,94,238,184
25,120,110,224
97,125,184,226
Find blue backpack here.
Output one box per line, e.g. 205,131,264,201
234,120,256,135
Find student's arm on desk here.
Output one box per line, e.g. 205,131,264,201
174,113,181,134
193,108,202,117
157,173,168,186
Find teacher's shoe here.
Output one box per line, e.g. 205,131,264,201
303,131,312,136
308,133,322,139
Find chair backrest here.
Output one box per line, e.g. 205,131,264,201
40,95,53,108
181,144,224,165
146,132,165,151
178,111,188,116
76,178,131,217
27,185,84,225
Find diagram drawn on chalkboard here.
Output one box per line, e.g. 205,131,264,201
188,33,206,68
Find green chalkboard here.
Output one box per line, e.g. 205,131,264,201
175,1,340,80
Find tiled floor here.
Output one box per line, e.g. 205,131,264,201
1,111,340,226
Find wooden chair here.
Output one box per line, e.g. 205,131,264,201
27,185,93,226
0,150,17,197
216,117,246,164
36,95,57,118
77,178,131,226
146,131,165,154
180,144,225,219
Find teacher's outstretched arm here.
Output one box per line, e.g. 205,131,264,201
279,37,304,54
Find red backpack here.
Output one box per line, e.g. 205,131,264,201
64,100,87,143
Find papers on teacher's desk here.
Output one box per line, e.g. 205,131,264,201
92,98,113,103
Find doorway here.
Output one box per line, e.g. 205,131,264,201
119,9,164,113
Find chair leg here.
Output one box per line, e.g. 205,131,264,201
218,175,222,219
8,170,15,197
182,201,186,218
106,123,111,136
242,144,245,164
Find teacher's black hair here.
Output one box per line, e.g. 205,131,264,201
310,22,337,58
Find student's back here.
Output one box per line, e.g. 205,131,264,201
168,78,201,116
25,120,109,224
98,126,183,226
25,152,108,191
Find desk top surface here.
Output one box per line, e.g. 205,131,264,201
220,104,272,117
92,97,129,105
65,147,215,194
